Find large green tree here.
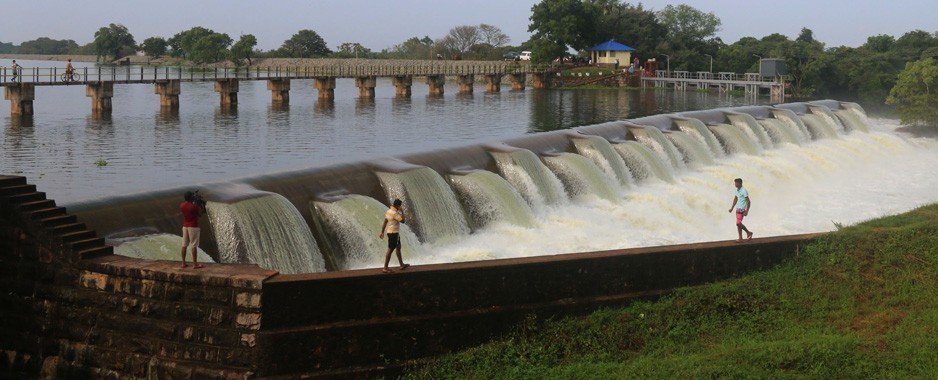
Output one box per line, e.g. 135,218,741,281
168,27,231,63
140,37,167,59
278,29,331,58
886,57,938,126
783,28,826,97
229,34,258,65
168,27,212,59
591,1,665,58
655,4,722,71
92,23,136,61
528,0,599,62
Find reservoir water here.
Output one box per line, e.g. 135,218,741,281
1,59,769,204
3,59,937,274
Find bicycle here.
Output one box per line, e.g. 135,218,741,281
61,71,81,83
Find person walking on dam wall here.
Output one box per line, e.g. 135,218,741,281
379,199,410,273
728,178,753,242
180,191,206,268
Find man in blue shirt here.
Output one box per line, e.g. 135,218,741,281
728,178,753,242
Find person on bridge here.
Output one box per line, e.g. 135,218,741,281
65,59,74,80
10,60,20,82
379,199,410,273
728,178,753,242
180,191,206,269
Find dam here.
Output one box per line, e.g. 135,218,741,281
3,99,938,377
63,100,938,273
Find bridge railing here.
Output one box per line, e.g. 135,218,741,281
0,63,554,85
650,70,776,83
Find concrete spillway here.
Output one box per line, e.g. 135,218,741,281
64,100,938,273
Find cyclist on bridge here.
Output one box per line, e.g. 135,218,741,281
65,59,74,81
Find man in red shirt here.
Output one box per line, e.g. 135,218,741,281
180,191,205,268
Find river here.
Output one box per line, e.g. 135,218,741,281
1,58,768,204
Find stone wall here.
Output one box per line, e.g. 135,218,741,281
0,176,276,378
1,175,820,378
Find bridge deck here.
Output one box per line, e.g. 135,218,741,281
1,63,546,87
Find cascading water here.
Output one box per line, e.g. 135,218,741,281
628,126,686,170
71,102,938,273
839,102,871,132
771,109,812,142
542,153,621,201
801,114,840,139
448,170,536,229
726,113,774,150
376,167,471,243
208,193,325,274
833,109,870,132
759,118,803,145
674,118,725,157
417,122,938,264
666,132,716,166
708,124,761,155
572,135,634,188
490,149,567,208
612,141,675,183
808,105,847,133
312,195,422,270
111,233,215,263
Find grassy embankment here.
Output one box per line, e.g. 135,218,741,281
408,204,938,379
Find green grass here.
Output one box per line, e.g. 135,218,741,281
406,204,938,379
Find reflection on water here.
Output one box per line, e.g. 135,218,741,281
0,60,771,204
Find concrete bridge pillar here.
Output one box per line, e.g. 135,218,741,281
267,79,291,104
456,74,474,94
215,79,239,106
771,85,785,103
510,73,526,91
484,74,502,93
531,73,550,89
355,76,377,98
392,76,413,97
85,82,114,114
155,80,181,110
426,75,445,96
314,77,336,99
4,84,35,115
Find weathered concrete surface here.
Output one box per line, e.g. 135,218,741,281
256,233,817,375
0,175,820,378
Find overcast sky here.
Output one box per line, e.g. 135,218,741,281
3,0,936,52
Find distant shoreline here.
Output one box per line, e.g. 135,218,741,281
0,54,112,63
0,54,512,69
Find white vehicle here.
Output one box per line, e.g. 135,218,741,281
519,51,532,61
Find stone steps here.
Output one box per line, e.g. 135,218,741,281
0,175,112,262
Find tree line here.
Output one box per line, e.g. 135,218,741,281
526,0,938,126
0,23,516,66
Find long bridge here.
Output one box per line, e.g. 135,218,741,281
1,62,786,116
1,63,555,115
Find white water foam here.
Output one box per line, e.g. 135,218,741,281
403,119,938,265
